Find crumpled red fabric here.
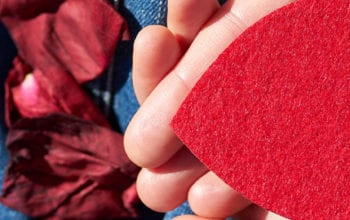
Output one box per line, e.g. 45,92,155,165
0,0,129,83
0,0,139,219
1,114,139,219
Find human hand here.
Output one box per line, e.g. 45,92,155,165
125,0,292,218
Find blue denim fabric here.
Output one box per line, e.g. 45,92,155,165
163,202,194,220
164,202,233,220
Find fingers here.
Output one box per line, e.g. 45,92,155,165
133,25,182,104
125,0,293,168
136,155,251,217
167,0,220,49
129,1,296,218
133,0,220,104
126,0,219,167
188,172,250,218
125,73,189,168
136,148,207,212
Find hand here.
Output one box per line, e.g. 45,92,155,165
125,0,292,218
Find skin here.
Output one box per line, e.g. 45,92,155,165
125,0,293,219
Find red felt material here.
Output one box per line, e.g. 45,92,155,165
172,0,350,219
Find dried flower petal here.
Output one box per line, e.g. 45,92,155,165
0,0,128,83
1,1,138,219
1,114,139,219
0,0,63,18
5,57,110,127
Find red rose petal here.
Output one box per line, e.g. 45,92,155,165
11,72,62,120
0,0,62,18
0,0,128,83
5,57,110,127
172,0,350,219
1,1,137,218
1,114,139,219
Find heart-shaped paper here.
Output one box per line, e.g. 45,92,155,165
171,0,350,219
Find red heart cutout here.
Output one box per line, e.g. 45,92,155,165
171,0,350,219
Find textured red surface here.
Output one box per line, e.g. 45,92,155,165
172,0,350,219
